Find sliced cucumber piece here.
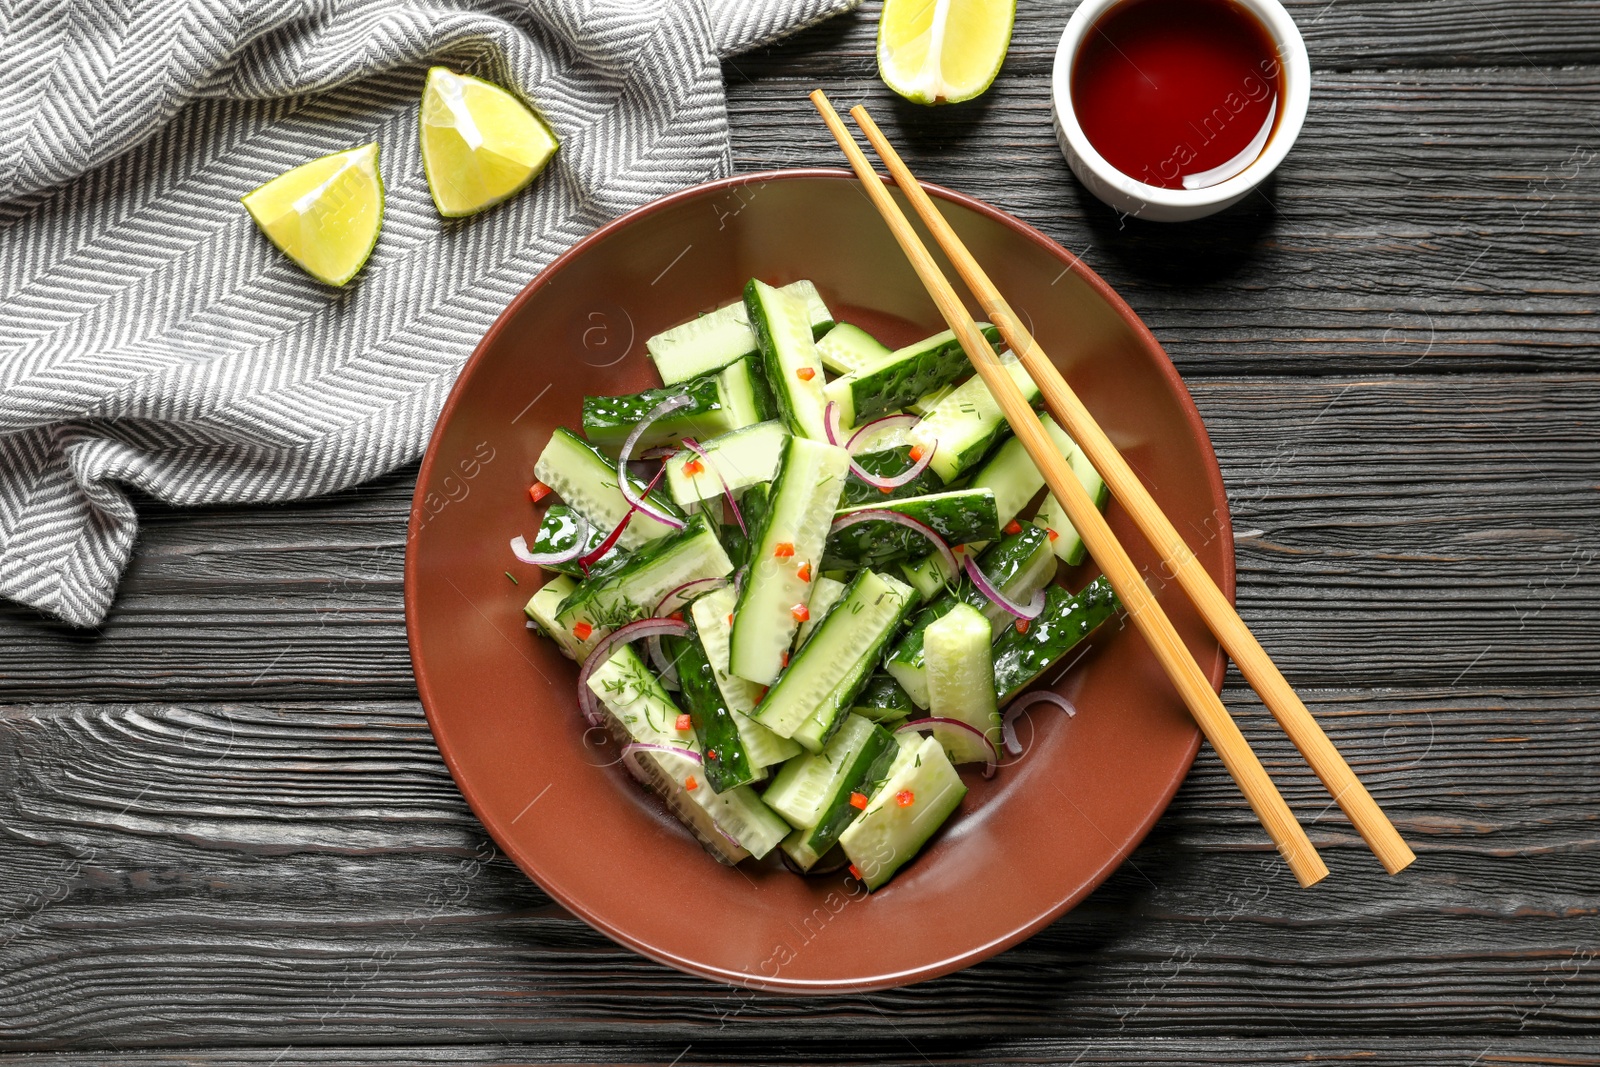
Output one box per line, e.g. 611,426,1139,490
557,514,732,635
647,280,832,384
967,414,1075,532
729,436,850,684
693,773,790,860
663,419,790,509
580,360,763,452
745,279,830,441
907,382,955,416
763,713,894,830
755,569,914,746
617,746,749,866
839,734,966,891
1035,445,1110,567
816,322,891,375
795,574,848,648
992,577,1120,703
665,630,759,792
896,717,997,768
908,357,1041,484
779,717,901,872
585,644,697,749
533,427,684,550
924,601,1001,746
839,446,946,508
851,672,915,723
823,324,1001,427
524,575,601,662
688,586,801,768
825,488,999,569
529,504,626,578
899,549,959,605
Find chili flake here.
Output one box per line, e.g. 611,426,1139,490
1004,519,1023,535
773,542,795,558
1015,618,1030,634
685,775,698,791
572,621,593,641
796,366,816,381
908,445,923,462
797,562,812,582
528,481,553,503
675,713,692,731
683,458,704,477
849,792,868,810
1047,528,1060,542
895,789,915,807
791,603,810,623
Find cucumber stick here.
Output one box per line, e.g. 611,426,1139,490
745,279,830,441
755,568,914,747
688,586,800,769
815,322,890,375
968,414,1076,531
524,575,601,662
1035,446,1110,567
839,734,966,891
992,577,1120,703
794,575,848,648
909,358,1041,484
899,550,959,604
557,514,732,635
666,631,760,792
533,428,684,550
648,280,831,384
580,358,765,451
924,602,1001,746
729,436,850,684
823,324,1002,427
825,489,1000,569
766,714,897,870
663,419,790,509
586,647,788,861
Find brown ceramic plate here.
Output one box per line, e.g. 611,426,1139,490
406,170,1232,992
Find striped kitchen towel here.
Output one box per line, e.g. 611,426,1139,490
0,0,857,626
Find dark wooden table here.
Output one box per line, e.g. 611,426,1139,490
4,2,1598,1064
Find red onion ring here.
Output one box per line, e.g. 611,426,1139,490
895,717,999,778
618,396,692,530
576,617,691,727
653,575,731,617
578,509,632,574
846,412,920,453
619,742,702,786
829,507,957,576
1001,690,1077,757
681,437,745,536
510,508,592,567
826,402,935,490
963,554,1046,621
647,634,681,689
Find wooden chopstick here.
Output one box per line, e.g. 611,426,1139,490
809,90,1328,889
847,105,1415,878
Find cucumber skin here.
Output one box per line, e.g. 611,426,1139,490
825,489,1000,569
531,505,626,577
839,448,947,508
832,324,1002,425
719,482,768,569
991,577,1121,702
665,633,758,793
580,372,728,451
851,672,914,722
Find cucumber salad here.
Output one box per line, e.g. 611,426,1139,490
517,279,1121,891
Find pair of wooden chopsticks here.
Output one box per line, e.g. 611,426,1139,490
810,90,1414,888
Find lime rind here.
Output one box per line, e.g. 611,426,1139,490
420,66,559,218
241,142,384,287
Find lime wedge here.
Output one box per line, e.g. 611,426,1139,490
420,67,558,218
878,0,1015,105
241,143,384,287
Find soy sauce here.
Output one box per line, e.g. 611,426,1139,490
1071,0,1283,190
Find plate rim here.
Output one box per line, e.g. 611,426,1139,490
405,167,1234,992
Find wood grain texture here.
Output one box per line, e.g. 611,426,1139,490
726,69,1600,376
0,688,1594,1050
0,375,1589,697
732,1,1600,77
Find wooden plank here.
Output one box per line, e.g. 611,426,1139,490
726,69,1600,376
0,374,1589,697
0,689,1594,1047
728,1,1600,79
3,1036,1600,1066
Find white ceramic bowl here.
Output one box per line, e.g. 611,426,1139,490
1051,0,1311,222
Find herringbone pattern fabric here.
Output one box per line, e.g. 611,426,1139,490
0,0,856,626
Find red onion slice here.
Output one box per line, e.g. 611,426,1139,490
653,575,730,617
510,508,592,567
963,554,1046,621
846,412,920,453
577,509,632,574
826,401,935,490
647,634,681,690
681,437,745,536
618,396,693,530
620,742,702,786
829,507,957,576
894,717,999,778
576,617,691,727
1001,690,1078,756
